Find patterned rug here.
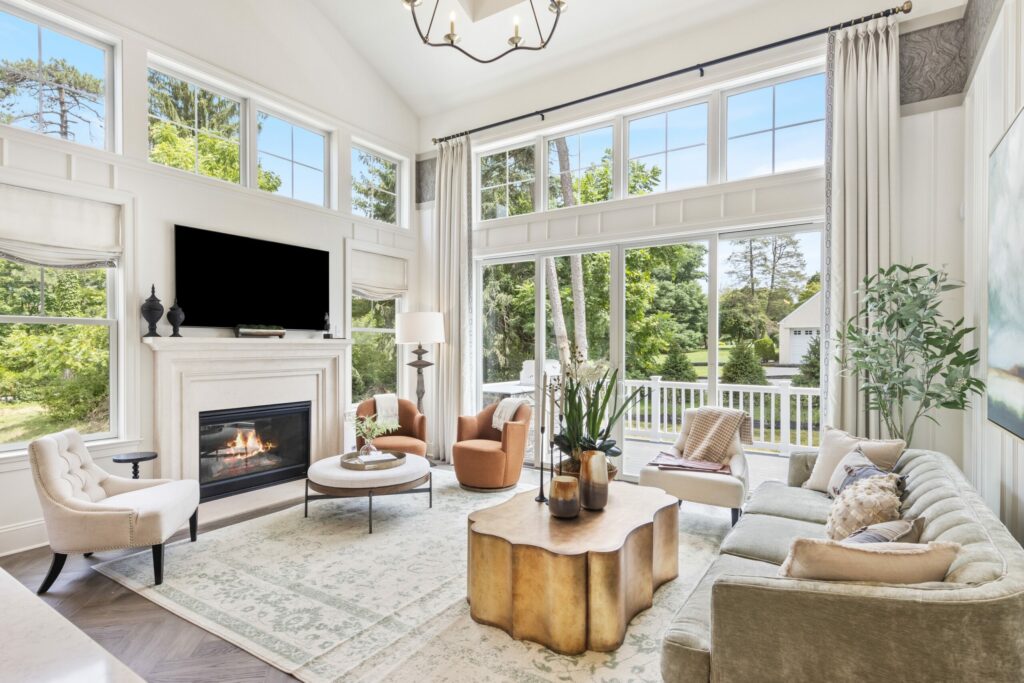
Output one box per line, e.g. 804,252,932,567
94,469,730,682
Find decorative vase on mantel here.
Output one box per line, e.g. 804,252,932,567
579,450,609,511
141,285,164,338
166,299,185,337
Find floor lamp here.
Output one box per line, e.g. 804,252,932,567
396,312,445,413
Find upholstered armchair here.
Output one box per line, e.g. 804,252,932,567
28,429,200,593
453,402,532,491
638,408,749,525
355,397,427,456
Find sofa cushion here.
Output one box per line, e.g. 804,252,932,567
720,513,827,565
372,435,427,456
826,474,902,540
779,538,961,583
100,479,200,546
638,463,746,509
743,480,832,524
662,554,779,683
804,427,905,492
843,517,925,544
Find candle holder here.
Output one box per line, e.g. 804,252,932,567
535,421,548,503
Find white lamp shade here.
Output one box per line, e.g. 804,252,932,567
396,312,445,345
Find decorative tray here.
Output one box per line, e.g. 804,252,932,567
340,451,407,471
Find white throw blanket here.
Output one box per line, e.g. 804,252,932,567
492,397,526,431
373,393,399,425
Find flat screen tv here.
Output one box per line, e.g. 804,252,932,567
174,225,329,331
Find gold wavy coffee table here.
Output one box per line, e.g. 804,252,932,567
467,482,678,655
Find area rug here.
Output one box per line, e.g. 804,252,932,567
94,469,730,682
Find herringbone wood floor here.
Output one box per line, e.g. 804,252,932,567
0,504,301,682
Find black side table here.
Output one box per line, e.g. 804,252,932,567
112,452,158,479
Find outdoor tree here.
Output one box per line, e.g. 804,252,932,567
0,58,103,145
798,272,821,304
720,339,768,385
661,344,698,382
792,334,821,388
754,336,778,363
352,150,397,224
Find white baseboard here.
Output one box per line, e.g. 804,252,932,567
0,518,48,558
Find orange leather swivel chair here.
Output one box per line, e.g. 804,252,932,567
355,397,427,456
453,402,532,491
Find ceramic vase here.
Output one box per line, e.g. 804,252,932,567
580,449,609,511
549,475,580,519
167,299,185,337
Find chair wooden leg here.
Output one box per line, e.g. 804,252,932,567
37,553,67,594
152,544,164,585
189,508,198,542
731,508,741,526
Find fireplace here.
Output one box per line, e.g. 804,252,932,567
198,401,311,500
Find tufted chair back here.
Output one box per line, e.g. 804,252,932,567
29,429,111,504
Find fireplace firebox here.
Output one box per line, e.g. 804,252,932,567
198,401,311,500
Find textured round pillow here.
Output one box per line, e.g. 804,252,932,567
825,473,903,540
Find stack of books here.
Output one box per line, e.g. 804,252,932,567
648,451,732,475
357,452,398,466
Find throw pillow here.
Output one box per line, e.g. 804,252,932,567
779,538,960,583
827,448,907,498
842,517,926,544
825,474,902,540
803,427,906,492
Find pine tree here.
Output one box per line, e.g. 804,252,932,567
792,334,821,387
661,345,698,382
721,340,768,385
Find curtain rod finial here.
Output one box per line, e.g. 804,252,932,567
901,1,912,13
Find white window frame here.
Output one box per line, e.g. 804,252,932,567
0,262,120,453
542,120,618,212
477,141,538,223
350,143,402,227
253,106,331,208
0,1,116,152
349,294,404,408
721,68,826,182
146,64,247,186
624,96,713,197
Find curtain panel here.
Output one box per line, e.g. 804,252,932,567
433,138,472,462
823,17,901,438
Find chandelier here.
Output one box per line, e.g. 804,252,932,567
402,1,566,64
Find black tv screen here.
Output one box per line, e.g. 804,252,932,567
174,225,329,331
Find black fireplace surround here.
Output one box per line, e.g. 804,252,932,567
198,401,311,501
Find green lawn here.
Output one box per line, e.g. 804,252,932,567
0,402,105,445
683,347,732,379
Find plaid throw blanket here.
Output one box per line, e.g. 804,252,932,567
682,407,753,464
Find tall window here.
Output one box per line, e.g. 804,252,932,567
147,68,242,184
627,102,708,195
0,8,109,149
351,147,399,225
726,73,825,181
257,111,327,206
480,145,535,220
0,259,114,448
351,296,398,403
547,126,613,209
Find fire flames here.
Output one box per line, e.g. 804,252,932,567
225,429,273,458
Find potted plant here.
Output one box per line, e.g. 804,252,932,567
552,349,648,479
837,263,986,446
354,414,398,457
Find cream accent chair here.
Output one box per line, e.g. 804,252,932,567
28,429,200,593
638,409,749,525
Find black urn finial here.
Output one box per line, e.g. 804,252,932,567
141,285,164,338
167,299,185,337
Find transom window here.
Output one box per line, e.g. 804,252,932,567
147,68,242,184
351,296,399,403
257,111,327,206
627,102,708,195
351,147,399,225
547,126,613,209
0,258,115,448
726,72,825,181
480,144,535,220
0,8,109,149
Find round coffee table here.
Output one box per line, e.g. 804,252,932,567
305,454,431,533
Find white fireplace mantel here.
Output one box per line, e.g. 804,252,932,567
144,336,352,481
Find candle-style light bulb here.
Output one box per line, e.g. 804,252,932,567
450,11,456,34
514,16,520,38
508,14,523,46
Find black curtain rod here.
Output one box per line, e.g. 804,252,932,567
432,1,912,145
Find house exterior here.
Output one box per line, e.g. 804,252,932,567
778,291,821,364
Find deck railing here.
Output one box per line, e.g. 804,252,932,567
622,377,821,454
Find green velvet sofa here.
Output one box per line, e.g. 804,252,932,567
662,449,1024,682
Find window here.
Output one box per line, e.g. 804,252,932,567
0,8,109,149
256,112,326,206
0,258,114,448
147,68,241,183
627,102,708,195
480,145,535,220
547,125,613,209
351,296,398,403
351,147,399,225
726,73,825,181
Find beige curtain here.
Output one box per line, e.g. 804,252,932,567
823,17,900,438
433,138,472,462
